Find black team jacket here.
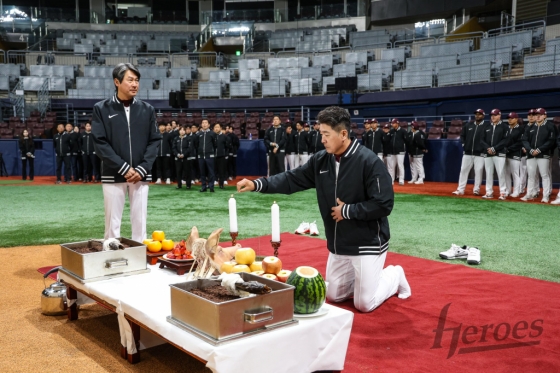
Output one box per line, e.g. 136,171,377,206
310,130,325,153
187,132,197,160
80,131,96,156
195,129,217,159
158,131,173,157
294,129,310,154
252,140,394,256
285,131,296,154
19,137,35,158
460,120,486,156
264,126,286,153
505,125,523,160
173,135,191,158
389,127,407,155
91,94,161,183
408,130,427,157
362,129,373,149
481,121,509,157
227,132,240,157
70,131,81,155
215,132,232,157
53,131,72,157
522,120,558,159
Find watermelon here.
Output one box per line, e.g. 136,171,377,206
286,266,326,314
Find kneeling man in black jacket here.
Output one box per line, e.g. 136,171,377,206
237,106,411,313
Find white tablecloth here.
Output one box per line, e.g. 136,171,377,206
60,265,354,373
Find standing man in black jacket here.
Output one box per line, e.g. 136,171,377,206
284,125,296,170
214,123,231,189
504,113,524,199
71,125,83,182
388,118,407,185
264,116,286,176
408,121,427,184
481,109,509,200
91,63,161,242
195,119,217,192
53,123,72,184
521,108,557,203
237,106,411,313
80,122,99,183
309,121,325,155
294,121,310,168
362,119,373,148
225,125,239,180
154,123,172,184
173,126,192,189
453,109,486,196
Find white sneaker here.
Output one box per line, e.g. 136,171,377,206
224,181,228,185
473,190,480,196
482,194,493,199
195,179,199,183
155,178,162,184
295,221,310,235
510,193,519,198
452,190,464,195
541,197,549,204
182,180,186,185
414,179,424,184
551,198,560,205
498,193,507,200
191,180,195,185
467,247,481,265
228,177,233,180
309,221,319,236
214,181,219,186
408,179,416,184
520,194,535,201
439,244,469,260
399,181,404,186
166,178,171,185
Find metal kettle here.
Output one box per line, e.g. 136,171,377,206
41,266,67,316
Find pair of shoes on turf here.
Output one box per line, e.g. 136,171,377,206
295,221,319,236
439,244,481,265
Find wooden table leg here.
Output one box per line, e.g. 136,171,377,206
120,346,127,360
127,320,141,364
66,286,79,321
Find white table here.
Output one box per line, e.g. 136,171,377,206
60,265,354,373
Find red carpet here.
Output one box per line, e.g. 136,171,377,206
37,265,59,281
239,233,560,373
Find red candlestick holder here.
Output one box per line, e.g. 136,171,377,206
270,240,281,258
230,232,238,246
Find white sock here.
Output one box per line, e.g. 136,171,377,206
396,265,411,299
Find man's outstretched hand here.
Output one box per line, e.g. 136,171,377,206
237,179,255,193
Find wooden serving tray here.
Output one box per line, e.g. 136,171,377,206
146,250,167,265
157,257,196,275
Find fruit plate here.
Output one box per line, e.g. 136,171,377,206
293,307,329,318
163,253,194,262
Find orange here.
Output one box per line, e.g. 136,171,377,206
152,230,165,242
161,239,174,251
147,240,162,253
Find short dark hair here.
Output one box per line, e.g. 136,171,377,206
316,106,351,133
214,123,221,128
158,123,165,127
112,63,141,91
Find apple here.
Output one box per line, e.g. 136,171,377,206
220,261,237,274
232,264,251,273
161,239,174,251
235,247,256,265
262,256,282,275
250,261,263,272
172,247,182,256
142,238,153,245
276,270,292,283
262,273,278,281
250,270,265,276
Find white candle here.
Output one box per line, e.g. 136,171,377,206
229,195,238,232
271,201,280,242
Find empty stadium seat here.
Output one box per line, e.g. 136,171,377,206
428,127,444,139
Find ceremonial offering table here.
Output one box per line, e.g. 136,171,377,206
60,264,354,373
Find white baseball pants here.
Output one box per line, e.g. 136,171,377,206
410,155,425,182
520,157,528,191
484,156,506,196
505,158,521,196
456,155,484,193
388,154,405,183
326,252,401,313
103,182,149,243
285,154,295,170
526,158,552,198
294,153,309,169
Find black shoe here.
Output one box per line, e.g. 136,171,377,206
30,178,33,181
176,186,182,189
200,188,207,192
210,188,215,193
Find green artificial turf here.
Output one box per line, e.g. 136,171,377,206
1,184,559,283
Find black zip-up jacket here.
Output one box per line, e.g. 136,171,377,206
215,132,231,157
187,132,197,158
389,127,407,155
252,140,394,256
173,135,191,158
460,120,486,156
362,130,373,149
80,132,96,156
91,94,161,183
264,126,286,153
294,130,310,154
227,132,240,156
53,131,72,156
195,129,217,159
505,125,523,160
19,137,35,158
310,130,325,153
285,132,296,154
522,120,557,159
382,131,392,156
481,121,509,157
408,130,427,156
70,131,81,155
371,129,385,154
158,132,172,157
